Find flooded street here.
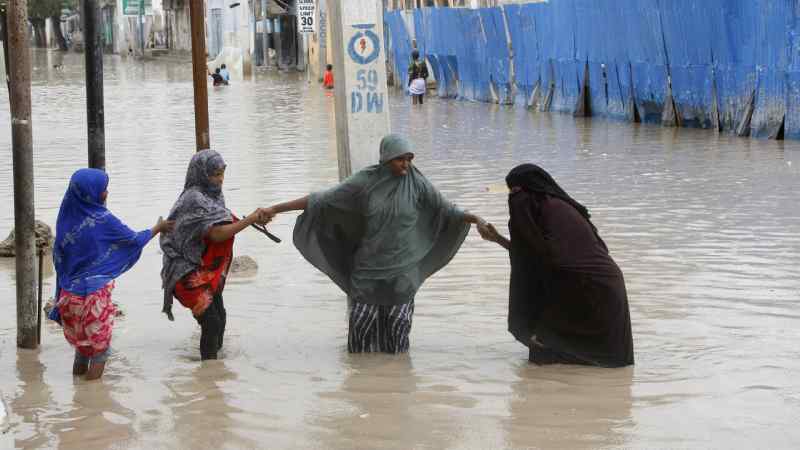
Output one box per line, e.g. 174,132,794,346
1,50,799,449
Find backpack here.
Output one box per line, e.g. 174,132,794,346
408,61,429,81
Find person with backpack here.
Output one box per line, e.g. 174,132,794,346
407,50,429,105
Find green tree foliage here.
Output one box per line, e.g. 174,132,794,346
0,0,74,19
0,0,75,20
28,0,69,20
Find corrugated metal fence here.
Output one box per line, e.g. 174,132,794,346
384,1,800,140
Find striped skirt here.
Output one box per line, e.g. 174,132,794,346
348,300,415,354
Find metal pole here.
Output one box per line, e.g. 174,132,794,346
189,0,210,150
8,0,39,349
261,0,268,68
251,1,257,66
138,0,145,53
273,16,281,69
83,0,105,169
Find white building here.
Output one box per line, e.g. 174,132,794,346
207,0,254,79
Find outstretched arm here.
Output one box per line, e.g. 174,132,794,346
462,212,485,225
206,209,270,243
266,195,310,215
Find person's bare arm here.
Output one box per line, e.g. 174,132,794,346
463,212,485,225
267,195,309,215
205,209,267,243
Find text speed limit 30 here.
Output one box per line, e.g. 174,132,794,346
297,0,316,33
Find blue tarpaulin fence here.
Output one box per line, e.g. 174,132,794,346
384,0,800,139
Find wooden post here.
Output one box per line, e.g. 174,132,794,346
83,0,106,169
328,0,390,180
7,0,39,349
189,0,210,150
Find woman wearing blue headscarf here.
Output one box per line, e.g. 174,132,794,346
265,134,485,353
52,168,173,380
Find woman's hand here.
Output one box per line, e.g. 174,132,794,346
153,216,175,235
245,208,272,226
260,207,277,223
478,222,499,242
478,222,511,250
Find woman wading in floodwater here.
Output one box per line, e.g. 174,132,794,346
478,164,634,367
265,134,485,353
51,168,173,380
160,150,270,360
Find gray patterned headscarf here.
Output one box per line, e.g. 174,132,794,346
160,149,232,320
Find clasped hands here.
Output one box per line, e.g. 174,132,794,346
246,206,293,226
477,221,502,243
244,207,275,226
466,213,503,244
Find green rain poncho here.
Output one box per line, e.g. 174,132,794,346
293,135,470,306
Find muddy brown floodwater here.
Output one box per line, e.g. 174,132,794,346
1,50,799,449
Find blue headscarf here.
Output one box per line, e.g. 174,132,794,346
50,169,151,322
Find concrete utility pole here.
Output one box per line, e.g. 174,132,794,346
189,0,210,150
315,1,328,82
83,0,106,169
328,0,389,180
7,0,38,349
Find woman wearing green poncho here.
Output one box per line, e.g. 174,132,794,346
266,134,484,353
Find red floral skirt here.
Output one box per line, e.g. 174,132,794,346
174,236,234,317
56,282,116,358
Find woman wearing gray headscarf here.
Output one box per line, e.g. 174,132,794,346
161,150,269,360
266,134,484,353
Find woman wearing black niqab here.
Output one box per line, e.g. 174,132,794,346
479,164,634,367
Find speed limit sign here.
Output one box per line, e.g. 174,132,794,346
297,0,316,33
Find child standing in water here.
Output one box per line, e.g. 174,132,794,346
160,150,271,360
323,64,335,89
209,67,228,86
52,168,173,380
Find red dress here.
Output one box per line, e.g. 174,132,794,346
174,235,234,316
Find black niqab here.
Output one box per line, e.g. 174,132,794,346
505,164,634,367
505,163,590,221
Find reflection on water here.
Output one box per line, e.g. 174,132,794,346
51,380,136,450
0,49,799,449
10,350,54,450
506,364,633,449
313,355,474,450
163,361,257,450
